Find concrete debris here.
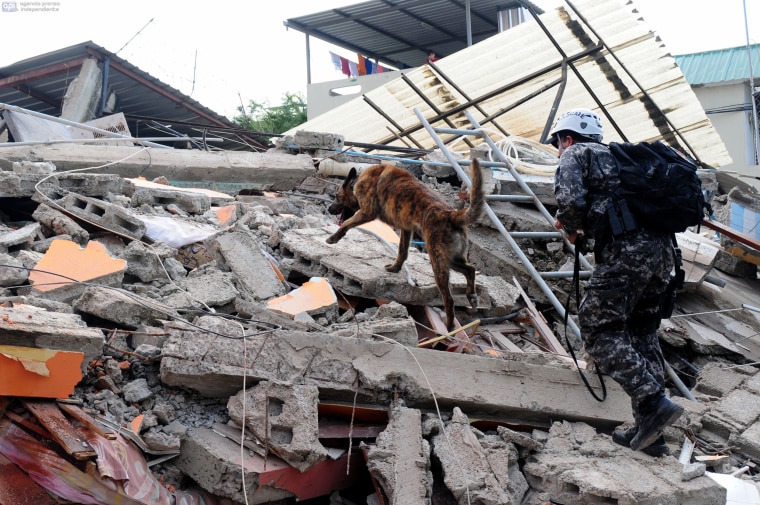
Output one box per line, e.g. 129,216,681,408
228,380,329,472
367,402,432,504
0,126,759,505
522,421,727,504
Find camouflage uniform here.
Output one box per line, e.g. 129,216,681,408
554,142,674,424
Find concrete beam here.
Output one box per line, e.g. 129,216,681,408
160,315,632,429
0,145,316,192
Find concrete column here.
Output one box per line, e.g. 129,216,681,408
61,57,102,123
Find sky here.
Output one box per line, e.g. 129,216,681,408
0,0,757,121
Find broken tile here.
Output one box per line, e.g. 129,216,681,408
27,239,126,302
0,344,84,398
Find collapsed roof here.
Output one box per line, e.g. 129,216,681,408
0,41,264,151
289,0,732,170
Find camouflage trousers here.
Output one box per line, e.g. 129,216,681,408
579,229,675,422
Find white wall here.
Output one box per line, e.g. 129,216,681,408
691,81,760,190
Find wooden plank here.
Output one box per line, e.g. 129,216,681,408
419,306,472,352
513,277,569,357
21,400,96,461
483,329,524,353
56,401,117,440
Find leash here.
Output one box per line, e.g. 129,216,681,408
564,236,607,402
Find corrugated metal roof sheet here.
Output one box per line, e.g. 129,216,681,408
284,0,543,70
674,44,760,86
290,0,732,169
0,41,265,150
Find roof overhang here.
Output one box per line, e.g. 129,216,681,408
284,0,543,70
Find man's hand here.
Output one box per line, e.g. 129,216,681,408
555,219,578,244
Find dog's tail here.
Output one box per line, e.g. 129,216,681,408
451,157,485,226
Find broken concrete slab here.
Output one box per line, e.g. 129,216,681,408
160,315,632,428
367,403,431,504
175,426,361,503
0,303,103,370
32,203,89,245
168,265,238,309
0,252,28,287
120,240,178,283
279,227,498,312
131,185,211,214
430,407,514,504
205,227,285,301
73,285,179,329
128,178,235,207
227,380,329,472
694,362,756,398
523,421,726,504
0,169,127,199
0,222,42,253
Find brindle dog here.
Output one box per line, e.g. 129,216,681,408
326,159,485,330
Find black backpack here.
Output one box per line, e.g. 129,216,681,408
605,141,712,235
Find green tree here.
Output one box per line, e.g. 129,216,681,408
233,92,307,134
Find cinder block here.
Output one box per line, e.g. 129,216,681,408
131,186,211,214
227,381,329,472
294,130,344,150
33,188,145,240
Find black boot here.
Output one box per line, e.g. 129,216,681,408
630,393,683,451
612,426,670,457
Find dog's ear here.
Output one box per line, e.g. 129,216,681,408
344,167,358,187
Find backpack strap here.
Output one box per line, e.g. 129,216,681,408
564,236,607,402
661,234,685,319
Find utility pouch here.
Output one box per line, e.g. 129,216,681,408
606,198,638,237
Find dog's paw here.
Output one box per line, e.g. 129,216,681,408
385,263,402,273
467,295,478,310
326,235,339,244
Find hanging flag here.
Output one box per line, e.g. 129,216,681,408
357,54,367,76
340,56,350,77
348,60,358,77
330,52,342,72
366,59,374,75
377,64,384,73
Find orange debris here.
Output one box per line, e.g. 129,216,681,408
213,204,237,227
0,344,84,398
28,240,126,292
267,277,337,317
359,219,400,245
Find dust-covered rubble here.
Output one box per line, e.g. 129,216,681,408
0,145,759,504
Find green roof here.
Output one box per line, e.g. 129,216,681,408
674,43,760,85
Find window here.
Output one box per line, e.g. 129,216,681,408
498,2,533,32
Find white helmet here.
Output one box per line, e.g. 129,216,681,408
545,108,604,146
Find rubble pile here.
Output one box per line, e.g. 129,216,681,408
1,140,760,505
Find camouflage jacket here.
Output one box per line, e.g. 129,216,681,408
553,141,619,240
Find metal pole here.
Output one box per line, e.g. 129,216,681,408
414,107,586,341
0,102,169,149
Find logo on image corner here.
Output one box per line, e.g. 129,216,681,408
2,2,18,12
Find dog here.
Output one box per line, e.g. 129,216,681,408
326,159,485,331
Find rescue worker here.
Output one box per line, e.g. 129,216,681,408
546,108,683,456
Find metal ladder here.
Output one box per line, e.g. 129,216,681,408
414,107,594,342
